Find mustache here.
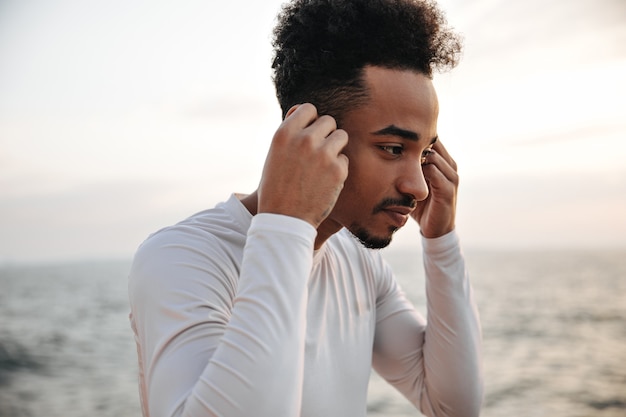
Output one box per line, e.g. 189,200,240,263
372,195,417,214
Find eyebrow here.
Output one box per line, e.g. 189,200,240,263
372,125,419,141
372,125,439,145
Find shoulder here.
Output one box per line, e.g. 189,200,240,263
135,195,249,266
129,197,249,305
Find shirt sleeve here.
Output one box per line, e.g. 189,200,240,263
128,213,317,417
371,230,483,417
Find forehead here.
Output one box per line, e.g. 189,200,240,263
340,66,439,142
362,65,439,116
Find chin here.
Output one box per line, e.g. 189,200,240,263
349,225,397,250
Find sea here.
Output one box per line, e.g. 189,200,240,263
1,248,625,417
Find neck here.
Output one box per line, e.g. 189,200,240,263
240,190,343,250
314,217,343,250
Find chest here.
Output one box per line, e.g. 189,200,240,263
299,254,378,416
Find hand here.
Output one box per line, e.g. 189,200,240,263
411,140,459,238
258,104,349,229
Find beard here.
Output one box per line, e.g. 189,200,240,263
347,194,415,249
349,224,398,249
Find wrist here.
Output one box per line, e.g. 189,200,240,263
421,229,459,255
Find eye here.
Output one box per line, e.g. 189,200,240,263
378,145,403,156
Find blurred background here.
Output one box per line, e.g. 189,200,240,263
1,0,625,416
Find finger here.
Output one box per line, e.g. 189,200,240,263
423,150,459,185
337,153,349,179
422,163,457,197
302,114,338,140
284,104,301,119
323,128,349,155
283,103,319,130
431,140,457,171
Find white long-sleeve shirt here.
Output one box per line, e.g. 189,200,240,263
128,194,482,417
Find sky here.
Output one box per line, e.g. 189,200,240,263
1,0,625,263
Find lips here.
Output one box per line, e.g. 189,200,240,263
381,207,412,228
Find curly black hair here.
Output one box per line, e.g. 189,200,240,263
272,0,462,121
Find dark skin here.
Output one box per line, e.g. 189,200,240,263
242,65,458,249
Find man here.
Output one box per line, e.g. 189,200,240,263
128,0,483,416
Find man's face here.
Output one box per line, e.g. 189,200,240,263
329,66,439,249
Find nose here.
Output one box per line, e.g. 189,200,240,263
396,162,429,201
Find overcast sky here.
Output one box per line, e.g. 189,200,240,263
1,0,625,263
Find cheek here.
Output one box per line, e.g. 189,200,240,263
343,163,368,196
341,146,386,200
334,169,368,212
340,168,381,211
344,147,376,181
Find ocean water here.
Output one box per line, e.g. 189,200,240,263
1,249,625,417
